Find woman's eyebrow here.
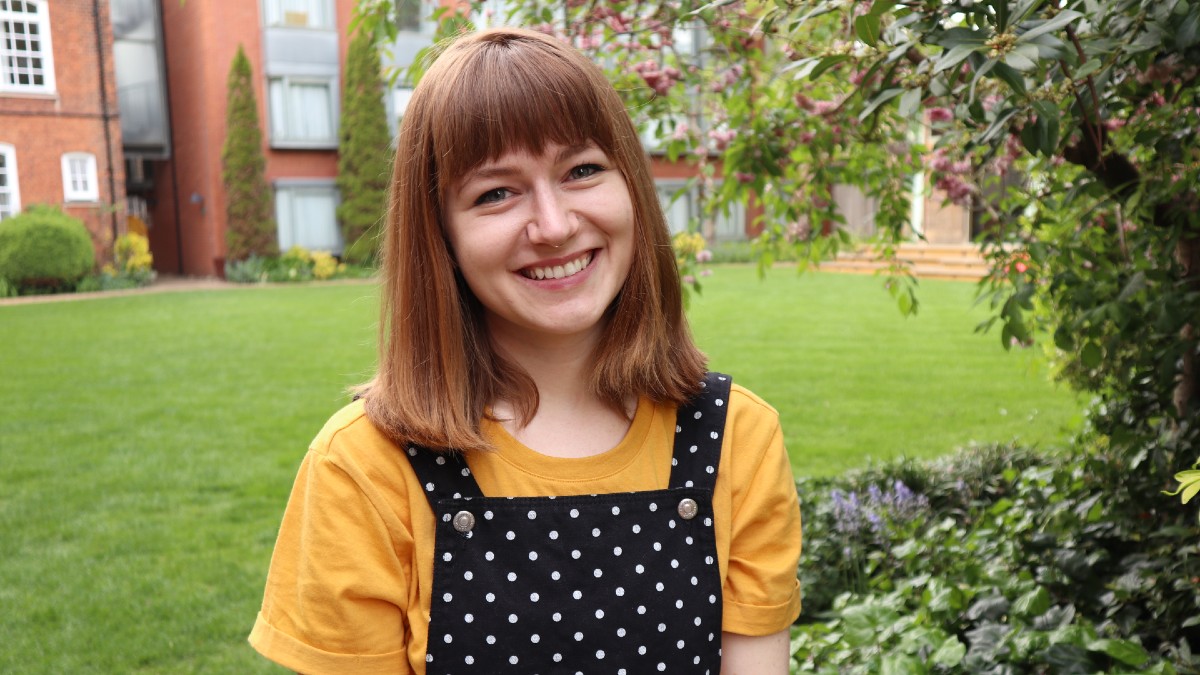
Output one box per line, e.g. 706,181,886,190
464,143,598,185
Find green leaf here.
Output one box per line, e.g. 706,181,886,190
1074,58,1102,80
855,13,882,47
1080,342,1102,369
1178,6,1200,48
931,637,966,667
938,27,988,48
1013,587,1052,617
808,54,852,80
1031,100,1060,153
899,88,923,118
990,61,1028,96
994,0,1010,31
859,88,904,120
898,289,914,315
870,0,897,16
935,43,980,73
1002,43,1041,71
1019,10,1083,43
1085,638,1150,667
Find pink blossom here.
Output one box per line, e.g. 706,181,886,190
934,174,974,206
928,107,953,123
683,274,697,284
700,269,713,277
696,249,713,263
707,128,737,151
811,100,839,116
798,131,816,143
671,122,691,141
735,172,755,183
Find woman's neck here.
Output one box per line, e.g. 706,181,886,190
488,326,634,458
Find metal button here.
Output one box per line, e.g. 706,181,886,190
677,498,698,520
452,510,476,533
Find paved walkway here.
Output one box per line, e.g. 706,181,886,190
1,275,236,307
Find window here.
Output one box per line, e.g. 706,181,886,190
656,181,746,241
395,0,421,32
268,77,336,146
264,0,332,29
389,85,413,134
275,182,342,253
61,152,99,202
0,0,56,94
0,143,20,219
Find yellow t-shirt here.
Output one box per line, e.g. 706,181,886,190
249,383,801,675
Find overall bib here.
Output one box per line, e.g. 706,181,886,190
404,373,732,674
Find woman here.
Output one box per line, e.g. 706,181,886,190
250,26,801,674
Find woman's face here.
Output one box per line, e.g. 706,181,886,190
443,141,636,348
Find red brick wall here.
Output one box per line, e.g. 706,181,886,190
0,0,125,262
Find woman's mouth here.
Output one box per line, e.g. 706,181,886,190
520,251,594,280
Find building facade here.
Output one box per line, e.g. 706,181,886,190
0,0,125,257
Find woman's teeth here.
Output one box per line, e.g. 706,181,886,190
523,251,593,280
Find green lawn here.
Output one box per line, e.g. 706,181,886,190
688,266,1083,475
0,269,1083,673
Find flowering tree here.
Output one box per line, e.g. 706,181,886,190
355,0,1200,485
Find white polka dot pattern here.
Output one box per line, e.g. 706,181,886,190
408,372,732,673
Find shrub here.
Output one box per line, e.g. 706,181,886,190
0,205,95,293
114,232,153,275
794,443,1200,672
224,247,350,284
221,45,277,262
336,28,391,265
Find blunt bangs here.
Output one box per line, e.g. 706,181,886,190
421,31,621,194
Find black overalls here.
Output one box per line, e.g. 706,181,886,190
403,372,733,674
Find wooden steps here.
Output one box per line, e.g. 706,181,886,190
821,243,989,282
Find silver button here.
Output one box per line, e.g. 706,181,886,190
452,510,476,533
677,498,698,520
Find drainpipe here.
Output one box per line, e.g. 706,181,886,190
92,0,119,245
157,1,185,273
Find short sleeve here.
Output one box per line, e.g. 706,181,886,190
249,446,415,675
721,393,802,635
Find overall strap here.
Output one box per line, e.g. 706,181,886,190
668,371,732,491
402,444,485,503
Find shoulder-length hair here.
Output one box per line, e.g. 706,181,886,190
361,27,706,452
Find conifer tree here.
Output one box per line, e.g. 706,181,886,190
336,28,391,264
221,44,277,262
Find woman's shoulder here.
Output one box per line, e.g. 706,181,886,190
309,398,401,465
727,381,779,418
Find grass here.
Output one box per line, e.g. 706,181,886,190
0,269,1083,673
687,266,1084,475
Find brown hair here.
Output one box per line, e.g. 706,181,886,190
361,27,706,451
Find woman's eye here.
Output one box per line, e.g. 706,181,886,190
568,164,603,181
474,188,509,206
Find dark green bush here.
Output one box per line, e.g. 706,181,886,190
0,205,95,293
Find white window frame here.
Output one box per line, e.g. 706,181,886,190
61,152,99,202
268,76,337,147
0,143,21,220
274,180,343,254
262,0,333,29
0,0,56,94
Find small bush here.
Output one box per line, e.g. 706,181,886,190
224,255,269,283
0,205,95,293
224,247,360,284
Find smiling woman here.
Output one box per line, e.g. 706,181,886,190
248,27,801,675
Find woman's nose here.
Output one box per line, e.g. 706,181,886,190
526,187,579,247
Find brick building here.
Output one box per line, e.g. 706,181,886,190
0,0,124,257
